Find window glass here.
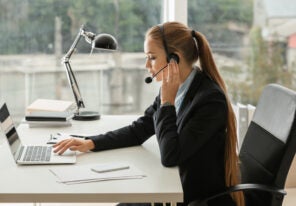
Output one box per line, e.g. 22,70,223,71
0,0,162,122
188,0,294,105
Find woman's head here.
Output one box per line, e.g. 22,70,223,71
145,22,198,67
144,22,199,82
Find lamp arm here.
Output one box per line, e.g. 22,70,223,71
63,61,85,111
64,26,85,60
62,25,88,114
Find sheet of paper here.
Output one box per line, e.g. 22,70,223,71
62,176,145,185
49,163,146,184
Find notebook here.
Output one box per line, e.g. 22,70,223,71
0,103,76,165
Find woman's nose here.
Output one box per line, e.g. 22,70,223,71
145,59,151,69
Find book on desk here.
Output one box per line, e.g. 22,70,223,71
24,111,74,128
25,111,74,121
26,99,76,114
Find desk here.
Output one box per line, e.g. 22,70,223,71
0,115,183,204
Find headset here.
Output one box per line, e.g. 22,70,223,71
158,24,180,64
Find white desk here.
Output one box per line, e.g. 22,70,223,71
0,115,183,204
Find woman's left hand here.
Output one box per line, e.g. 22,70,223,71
161,59,181,105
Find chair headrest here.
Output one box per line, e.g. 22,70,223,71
252,84,296,143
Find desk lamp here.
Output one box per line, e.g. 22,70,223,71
62,25,118,120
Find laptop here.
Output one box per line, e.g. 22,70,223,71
0,103,76,165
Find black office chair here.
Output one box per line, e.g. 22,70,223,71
189,84,296,206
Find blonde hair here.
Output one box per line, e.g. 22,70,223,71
146,22,244,206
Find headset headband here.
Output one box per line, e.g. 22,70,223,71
158,24,170,62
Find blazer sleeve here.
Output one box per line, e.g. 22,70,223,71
154,90,227,167
87,95,159,151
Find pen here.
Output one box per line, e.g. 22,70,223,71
69,134,85,138
57,133,85,138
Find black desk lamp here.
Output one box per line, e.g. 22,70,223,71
62,25,118,121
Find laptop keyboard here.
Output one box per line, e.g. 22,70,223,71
22,146,52,162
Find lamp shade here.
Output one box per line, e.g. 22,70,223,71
92,33,118,50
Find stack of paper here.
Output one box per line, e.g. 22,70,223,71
49,163,146,184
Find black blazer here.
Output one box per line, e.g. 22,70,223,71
89,70,235,206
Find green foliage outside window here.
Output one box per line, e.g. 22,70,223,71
0,0,161,54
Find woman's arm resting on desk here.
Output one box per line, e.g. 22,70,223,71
53,138,95,155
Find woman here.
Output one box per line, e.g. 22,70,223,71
53,21,244,206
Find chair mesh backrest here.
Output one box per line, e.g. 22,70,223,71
239,84,296,186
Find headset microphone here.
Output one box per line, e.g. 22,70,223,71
144,76,153,84
145,64,168,84
144,53,179,84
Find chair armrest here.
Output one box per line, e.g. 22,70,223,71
188,183,287,206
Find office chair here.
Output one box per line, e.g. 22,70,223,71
188,84,296,206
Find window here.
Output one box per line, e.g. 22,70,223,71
2,0,295,124
0,0,162,122
188,0,296,105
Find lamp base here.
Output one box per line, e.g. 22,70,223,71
73,111,100,121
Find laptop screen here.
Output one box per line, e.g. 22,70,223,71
0,103,21,157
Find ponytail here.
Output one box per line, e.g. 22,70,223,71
194,31,245,206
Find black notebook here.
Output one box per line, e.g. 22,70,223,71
25,111,74,121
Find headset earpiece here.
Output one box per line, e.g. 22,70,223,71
168,53,179,64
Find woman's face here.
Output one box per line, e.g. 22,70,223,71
144,37,167,82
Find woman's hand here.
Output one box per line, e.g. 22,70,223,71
161,59,181,105
53,138,95,155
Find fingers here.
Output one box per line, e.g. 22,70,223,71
161,59,180,104
169,60,177,83
167,59,179,84
162,59,177,83
53,138,77,155
52,138,69,147
69,145,79,151
162,65,167,83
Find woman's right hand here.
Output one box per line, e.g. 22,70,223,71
53,138,95,155
161,59,180,105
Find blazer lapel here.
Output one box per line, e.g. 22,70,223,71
177,70,203,127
